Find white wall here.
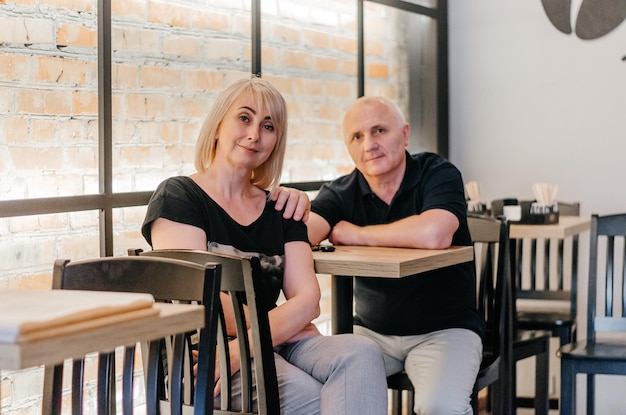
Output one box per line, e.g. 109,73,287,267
448,2,626,414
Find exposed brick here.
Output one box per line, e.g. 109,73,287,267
281,49,309,68
191,10,230,31
16,89,72,115
111,0,145,20
125,94,167,118
205,38,244,61
309,7,339,27
147,1,191,28
367,62,389,78
332,35,356,55
182,121,202,142
139,65,182,88
0,52,29,81
318,103,344,120
112,27,161,55
323,80,354,98
261,46,278,65
9,146,64,170
118,145,164,168
365,39,384,58
60,232,101,260
163,35,203,58
57,22,97,48
339,58,356,75
303,29,331,49
134,120,161,143
312,55,338,73
65,146,97,169
40,0,93,12
161,121,179,143
169,96,210,119
31,118,57,143
2,116,28,144
270,23,300,44
58,173,89,195
18,272,52,290
68,210,98,230
72,90,98,115
113,63,139,89
183,70,223,91
0,16,54,44
57,118,91,144
232,13,251,37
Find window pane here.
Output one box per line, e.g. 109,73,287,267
0,2,99,201
363,1,438,153
110,2,251,193
0,212,100,290
262,0,357,183
113,205,150,257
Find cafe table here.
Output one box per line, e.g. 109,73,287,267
509,215,590,240
507,216,591,409
507,215,591,301
0,289,204,413
312,245,474,334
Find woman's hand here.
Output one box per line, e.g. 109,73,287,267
193,338,242,397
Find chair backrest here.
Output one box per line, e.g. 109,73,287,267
47,256,221,415
131,248,280,415
586,213,626,343
467,215,513,411
514,201,581,317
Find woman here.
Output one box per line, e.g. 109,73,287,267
141,77,388,414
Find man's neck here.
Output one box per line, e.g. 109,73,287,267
365,164,406,205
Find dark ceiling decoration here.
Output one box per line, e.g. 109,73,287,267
541,0,626,39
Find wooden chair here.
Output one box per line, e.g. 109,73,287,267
44,256,221,415
131,248,280,415
387,216,513,415
514,201,580,410
515,201,581,347
558,213,626,415
470,216,550,415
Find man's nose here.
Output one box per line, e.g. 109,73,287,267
363,134,378,150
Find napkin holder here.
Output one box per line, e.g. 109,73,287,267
519,200,559,224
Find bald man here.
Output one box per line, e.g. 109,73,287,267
307,96,485,415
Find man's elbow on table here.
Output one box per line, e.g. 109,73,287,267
306,212,331,245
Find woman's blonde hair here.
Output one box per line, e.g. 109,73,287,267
195,77,288,189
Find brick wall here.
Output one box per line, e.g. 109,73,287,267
0,0,412,412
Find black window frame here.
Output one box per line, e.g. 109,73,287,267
0,0,448,256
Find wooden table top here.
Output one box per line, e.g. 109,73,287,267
509,216,590,239
312,245,473,278
0,302,204,370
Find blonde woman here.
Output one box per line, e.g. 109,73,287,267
142,77,387,414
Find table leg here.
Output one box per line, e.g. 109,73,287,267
331,275,354,334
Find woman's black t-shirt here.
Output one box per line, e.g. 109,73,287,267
141,176,309,307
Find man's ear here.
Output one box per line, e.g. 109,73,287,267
403,123,410,147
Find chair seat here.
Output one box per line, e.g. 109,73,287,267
513,329,551,361
517,310,575,327
386,371,413,390
559,340,626,362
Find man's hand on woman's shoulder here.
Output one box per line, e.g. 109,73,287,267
269,187,311,222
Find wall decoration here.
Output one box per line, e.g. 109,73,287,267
541,0,626,39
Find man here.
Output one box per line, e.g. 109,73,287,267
306,96,485,415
